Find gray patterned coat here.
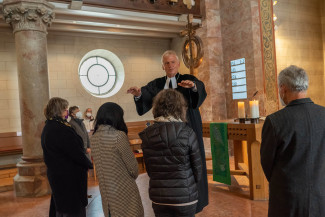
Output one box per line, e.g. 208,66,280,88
90,125,144,217
69,117,90,159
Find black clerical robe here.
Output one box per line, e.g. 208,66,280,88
134,73,208,212
261,98,325,217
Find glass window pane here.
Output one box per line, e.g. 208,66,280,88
80,76,99,94
79,51,123,98
87,65,109,87
231,71,246,80
232,85,247,93
233,92,247,100
79,57,97,76
97,57,116,76
99,75,116,94
232,78,246,86
231,64,245,72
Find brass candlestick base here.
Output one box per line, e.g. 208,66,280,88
250,118,259,124
235,118,260,124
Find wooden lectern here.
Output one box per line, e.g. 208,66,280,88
202,121,269,200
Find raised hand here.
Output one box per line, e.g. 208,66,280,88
127,87,141,97
178,80,195,89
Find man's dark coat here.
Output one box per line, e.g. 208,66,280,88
261,98,325,217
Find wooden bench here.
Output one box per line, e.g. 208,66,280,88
0,121,151,156
0,132,22,192
0,132,22,157
0,122,150,179
126,121,153,170
126,120,153,150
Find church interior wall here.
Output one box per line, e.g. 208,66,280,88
0,31,171,133
196,0,228,123
274,0,325,106
220,0,266,119
190,0,266,157
0,31,20,133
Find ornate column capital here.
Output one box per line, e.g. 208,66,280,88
2,0,55,34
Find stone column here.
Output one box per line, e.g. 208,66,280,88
2,0,54,197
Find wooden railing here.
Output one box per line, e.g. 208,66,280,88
0,132,22,192
0,132,22,157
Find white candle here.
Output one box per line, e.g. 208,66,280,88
237,102,245,118
249,100,259,118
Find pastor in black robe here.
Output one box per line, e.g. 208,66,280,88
134,73,208,213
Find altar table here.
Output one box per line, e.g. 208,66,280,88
202,121,269,200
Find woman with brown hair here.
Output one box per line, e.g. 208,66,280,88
41,97,93,217
139,89,202,217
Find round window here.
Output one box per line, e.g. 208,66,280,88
78,49,124,98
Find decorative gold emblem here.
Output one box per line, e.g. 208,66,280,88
183,0,195,9
180,14,203,75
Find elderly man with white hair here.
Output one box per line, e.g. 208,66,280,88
127,50,208,213
261,65,325,217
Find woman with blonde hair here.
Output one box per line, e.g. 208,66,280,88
41,97,93,217
139,89,202,217
91,102,144,217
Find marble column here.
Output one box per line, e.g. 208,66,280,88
2,0,54,197
196,0,227,121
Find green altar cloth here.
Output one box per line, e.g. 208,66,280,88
210,122,231,185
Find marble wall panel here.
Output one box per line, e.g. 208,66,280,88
220,0,266,118
193,0,268,120
196,0,227,122
274,0,325,106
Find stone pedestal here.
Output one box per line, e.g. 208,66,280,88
3,0,55,197
14,157,50,197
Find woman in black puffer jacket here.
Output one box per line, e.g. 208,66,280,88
139,89,202,217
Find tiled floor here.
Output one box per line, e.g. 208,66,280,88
0,161,269,217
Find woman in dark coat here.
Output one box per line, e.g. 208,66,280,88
41,97,93,217
139,89,202,217
68,106,91,160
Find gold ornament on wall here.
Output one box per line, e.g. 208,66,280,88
183,0,195,9
180,14,203,75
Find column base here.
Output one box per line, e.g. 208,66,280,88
14,160,51,197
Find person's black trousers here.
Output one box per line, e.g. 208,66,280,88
152,203,197,217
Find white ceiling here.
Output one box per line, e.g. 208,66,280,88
0,1,201,39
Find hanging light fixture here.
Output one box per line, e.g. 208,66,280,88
273,0,278,6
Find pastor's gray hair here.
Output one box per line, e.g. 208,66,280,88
278,65,309,92
161,50,179,65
